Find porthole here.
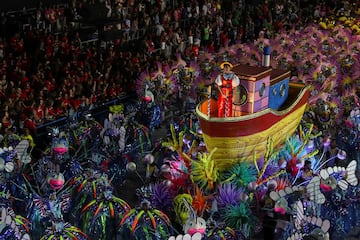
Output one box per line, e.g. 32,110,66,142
273,88,277,95
233,85,248,105
259,83,266,97
280,83,286,97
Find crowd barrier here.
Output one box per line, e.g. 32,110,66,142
34,94,136,150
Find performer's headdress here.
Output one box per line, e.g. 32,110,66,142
220,61,233,69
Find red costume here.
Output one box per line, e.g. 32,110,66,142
215,62,240,117
191,44,199,59
217,76,235,117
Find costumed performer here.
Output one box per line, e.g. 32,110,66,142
215,62,240,117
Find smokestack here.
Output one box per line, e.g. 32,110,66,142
262,45,271,67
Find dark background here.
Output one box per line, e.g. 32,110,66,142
1,0,68,12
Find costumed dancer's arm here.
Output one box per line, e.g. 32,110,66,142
215,74,227,97
232,74,240,88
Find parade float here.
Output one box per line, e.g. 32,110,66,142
2,12,360,240
196,61,310,170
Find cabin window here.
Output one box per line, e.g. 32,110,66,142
234,85,248,105
273,88,277,95
259,83,266,97
280,83,286,97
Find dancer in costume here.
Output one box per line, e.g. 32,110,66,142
215,62,240,117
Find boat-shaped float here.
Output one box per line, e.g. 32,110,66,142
196,64,310,170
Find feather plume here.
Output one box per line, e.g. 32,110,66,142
151,182,174,212
216,183,246,208
223,162,257,189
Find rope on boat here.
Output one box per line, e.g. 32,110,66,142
225,89,229,117
207,85,211,117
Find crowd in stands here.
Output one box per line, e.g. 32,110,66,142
0,0,357,144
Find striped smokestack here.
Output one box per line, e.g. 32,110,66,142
262,45,271,67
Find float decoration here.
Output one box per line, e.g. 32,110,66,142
118,199,173,239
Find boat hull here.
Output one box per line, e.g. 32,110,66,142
196,83,310,171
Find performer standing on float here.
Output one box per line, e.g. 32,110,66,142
215,62,240,117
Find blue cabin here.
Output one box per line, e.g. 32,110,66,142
268,69,290,110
